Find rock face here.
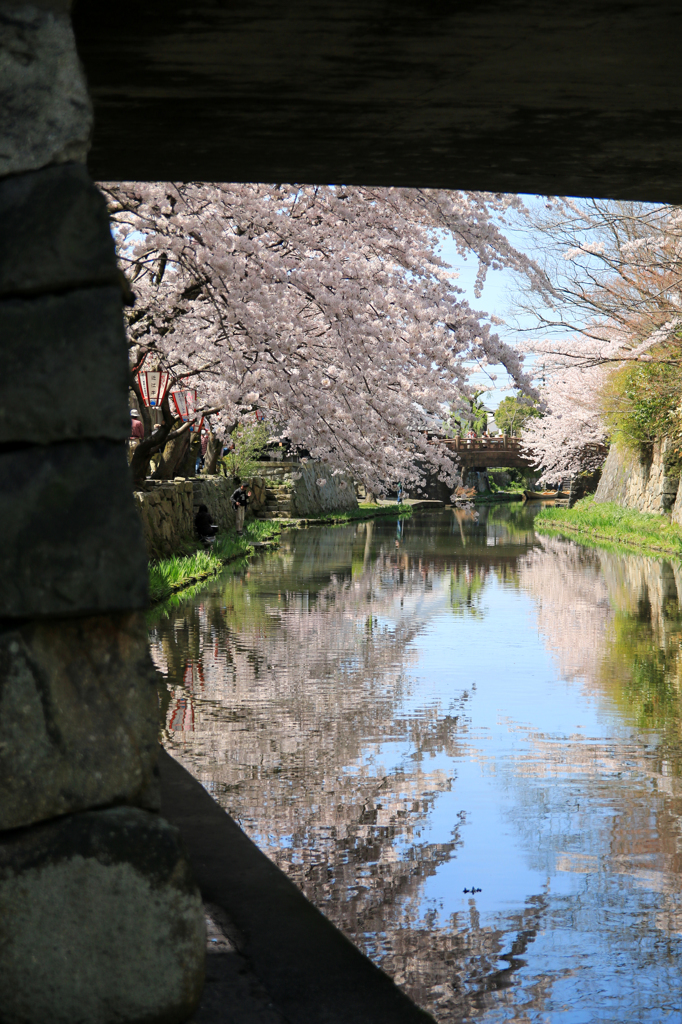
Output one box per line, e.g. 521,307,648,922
594,441,681,517
0,806,205,1024
0,613,160,831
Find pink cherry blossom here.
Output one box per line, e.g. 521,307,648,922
101,182,537,492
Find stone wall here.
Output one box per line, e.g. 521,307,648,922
192,474,267,531
0,6,205,1021
594,441,682,519
133,480,195,560
134,476,268,559
257,462,358,516
134,464,357,559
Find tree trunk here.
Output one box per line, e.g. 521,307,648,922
203,431,222,474
177,434,202,478
129,392,175,486
152,430,191,479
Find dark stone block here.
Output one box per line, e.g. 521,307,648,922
0,806,205,1024
0,4,90,178
0,163,117,297
0,440,148,617
0,287,130,443
0,612,160,831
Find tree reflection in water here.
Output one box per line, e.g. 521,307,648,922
150,510,682,1021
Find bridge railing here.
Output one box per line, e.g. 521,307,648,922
434,436,523,452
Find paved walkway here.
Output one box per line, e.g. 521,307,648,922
377,498,445,511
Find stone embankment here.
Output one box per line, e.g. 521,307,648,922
595,440,682,525
135,462,358,558
0,10,205,1022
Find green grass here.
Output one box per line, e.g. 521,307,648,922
148,506,410,604
148,519,285,603
241,519,285,541
536,495,682,558
148,548,227,603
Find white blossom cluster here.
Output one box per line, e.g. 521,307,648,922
515,199,682,481
101,182,536,492
519,339,612,482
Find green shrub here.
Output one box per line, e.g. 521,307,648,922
220,422,271,479
601,354,682,456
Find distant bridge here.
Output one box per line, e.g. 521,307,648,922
432,436,536,471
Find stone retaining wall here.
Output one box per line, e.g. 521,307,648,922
134,477,266,559
256,462,358,516
594,440,682,523
134,463,357,559
192,474,267,532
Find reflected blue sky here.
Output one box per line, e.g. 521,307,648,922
153,510,682,1021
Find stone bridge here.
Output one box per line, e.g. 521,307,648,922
434,437,536,471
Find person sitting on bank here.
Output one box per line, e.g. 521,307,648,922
195,504,218,543
231,479,251,535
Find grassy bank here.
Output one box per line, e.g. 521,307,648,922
148,503,412,604
536,496,682,559
148,519,283,603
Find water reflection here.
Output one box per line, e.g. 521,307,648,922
151,508,682,1022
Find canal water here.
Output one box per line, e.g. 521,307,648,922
150,507,682,1023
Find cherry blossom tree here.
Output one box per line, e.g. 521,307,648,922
520,355,608,483
512,198,682,347
514,199,682,480
101,181,537,490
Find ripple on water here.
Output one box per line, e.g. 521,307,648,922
150,508,682,1022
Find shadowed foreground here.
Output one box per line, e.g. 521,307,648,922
159,750,436,1024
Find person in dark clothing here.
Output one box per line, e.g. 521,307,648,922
230,481,251,535
195,504,217,543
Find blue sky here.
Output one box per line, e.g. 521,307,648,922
437,200,550,413
438,240,524,413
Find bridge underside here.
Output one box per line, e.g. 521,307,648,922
454,451,536,471
74,0,682,201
